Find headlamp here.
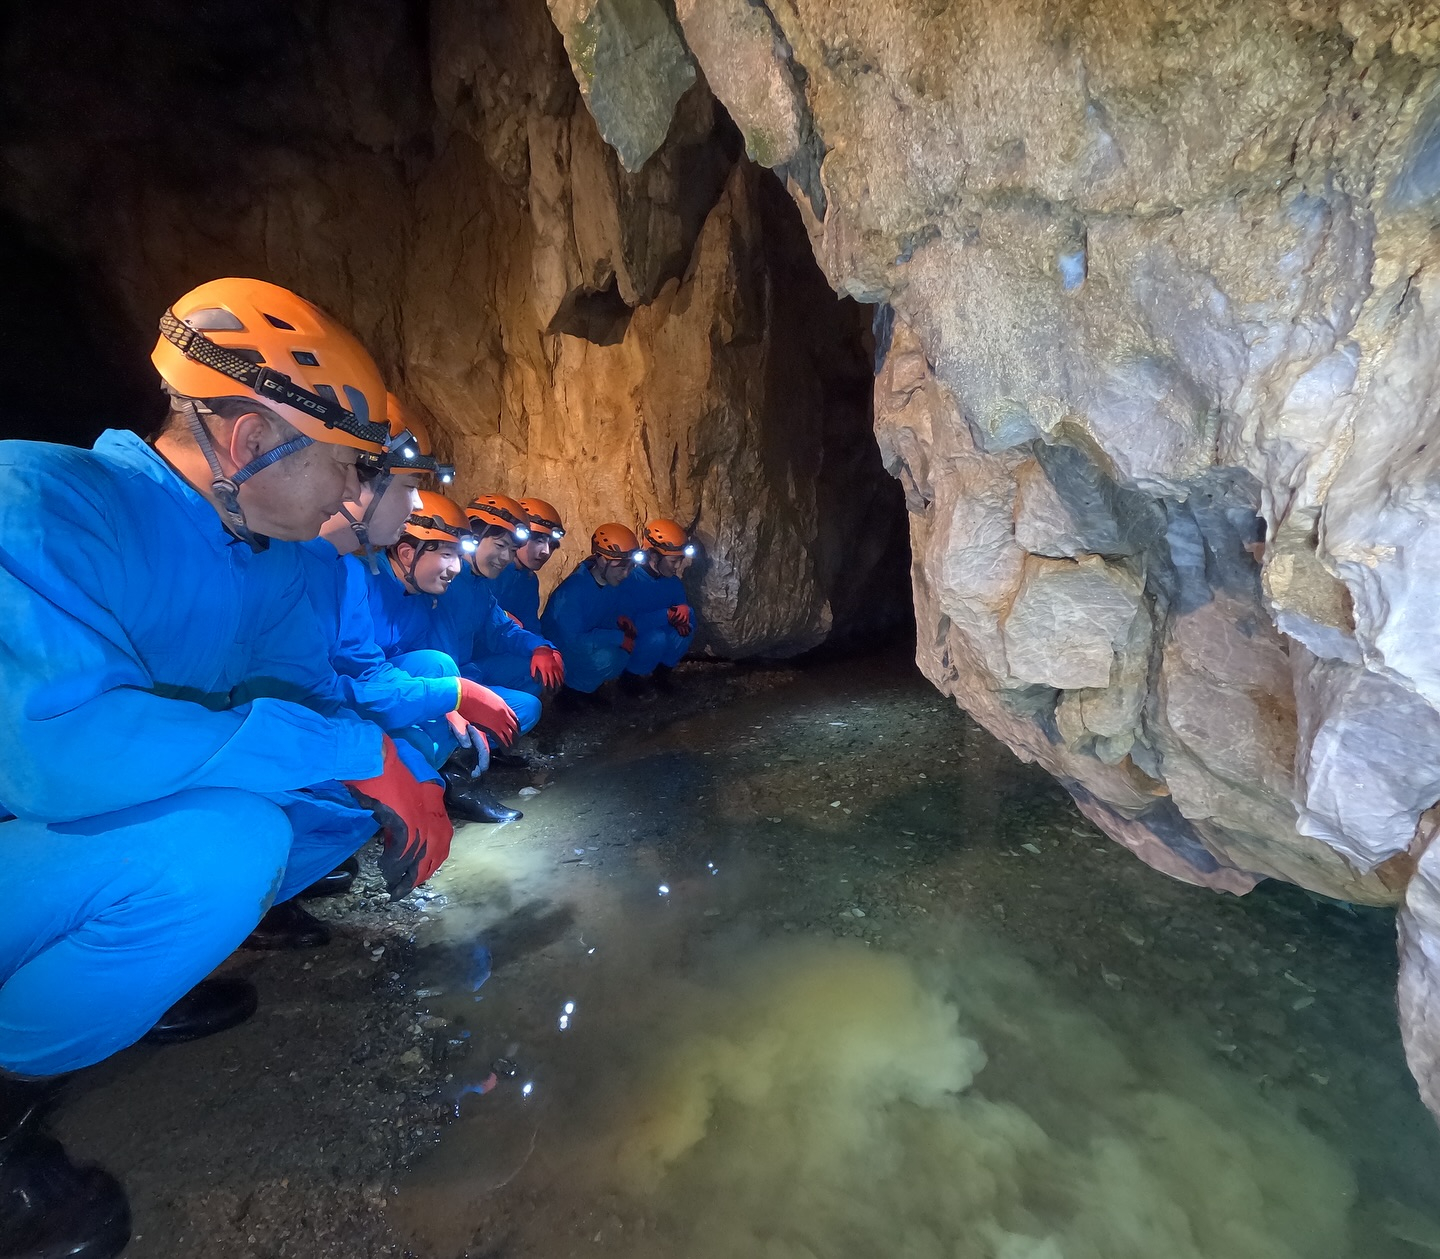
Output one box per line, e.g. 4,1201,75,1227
402,445,416,460
683,543,696,557
461,537,478,554
631,550,647,565
551,528,565,541
437,465,456,484
514,525,531,542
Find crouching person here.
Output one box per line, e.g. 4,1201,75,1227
355,491,527,824
0,279,452,1258
541,524,649,703
617,518,699,694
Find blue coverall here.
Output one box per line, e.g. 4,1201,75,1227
296,538,460,773
491,561,542,635
355,559,543,737
616,564,696,674
539,560,639,692
0,431,384,1077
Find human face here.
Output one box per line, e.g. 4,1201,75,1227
398,540,463,595
473,531,518,580
594,555,633,587
654,551,691,579
231,412,362,541
517,533,555,572
360,476,423,548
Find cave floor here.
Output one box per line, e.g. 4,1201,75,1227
54,653,1440,1258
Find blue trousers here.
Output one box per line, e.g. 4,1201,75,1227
390,649,461,773
0,783,374,1076
460,654,543,734
560,640,631,694
624,625,691,675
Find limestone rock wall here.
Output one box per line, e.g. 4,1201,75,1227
538,0,1440,1110
0,0,908,658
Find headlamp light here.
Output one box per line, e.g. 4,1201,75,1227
436,464,455,484
683,543,696,557
402,445,416,460
552,528,565,541
631,550,647,565
513,526,531,542
460,537,478,554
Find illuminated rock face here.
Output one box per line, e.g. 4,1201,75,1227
0,0,908,659
542,0,1440,1109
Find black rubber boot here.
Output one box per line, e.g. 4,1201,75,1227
555,685,611,713
298,855,360,900
488,746,531,771
0,1072,131,1259
442,766,522,823
241,900,331,950
651,663,677,694
142,976,258,1045
618,671,653,699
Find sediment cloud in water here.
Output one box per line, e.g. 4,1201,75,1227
597,938,1354,1259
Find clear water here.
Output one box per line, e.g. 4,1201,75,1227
392,657,1440,1258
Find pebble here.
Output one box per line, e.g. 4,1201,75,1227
519,787,541,797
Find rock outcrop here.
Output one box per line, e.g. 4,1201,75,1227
538,0,1440,1112
0,0,909,658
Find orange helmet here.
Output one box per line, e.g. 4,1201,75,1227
380,393,454,483
642,518,694,556
402,491,473,544
152,278,387,453
591,523,645,562
519,497,565,541
466,494,531,542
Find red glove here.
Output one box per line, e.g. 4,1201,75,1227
506,611,524,628
345,735,453,899
456,678,518,747
617,616,637,653
667,604,692,637
531,645,565,689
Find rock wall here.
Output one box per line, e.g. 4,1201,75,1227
540,0,1440,1112
0,0,909,658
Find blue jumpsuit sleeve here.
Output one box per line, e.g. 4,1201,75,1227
494,566,543,635
474,595,546,660
327,556,458,729
0,462,382,823
627,571,691,633
541,571,624,652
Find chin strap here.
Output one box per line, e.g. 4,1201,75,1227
180,398,313,550
390,539,438,595
339,467,392,574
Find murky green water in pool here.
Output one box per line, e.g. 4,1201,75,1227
393,657,1440,1259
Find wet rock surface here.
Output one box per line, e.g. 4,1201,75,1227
53,655,1440,1255
535,0,1440,1104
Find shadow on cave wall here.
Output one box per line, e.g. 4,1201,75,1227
0,0,912,656
0,214,160,445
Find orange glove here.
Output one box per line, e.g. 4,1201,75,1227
506,611,524,628
456,678,518,747
617,616,637,653
667,604,692,637
531,645,565,689
345,735,453,898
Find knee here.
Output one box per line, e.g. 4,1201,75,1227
160,789,291,909
396,649,459,680
511,693,543,734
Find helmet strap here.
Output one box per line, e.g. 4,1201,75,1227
181,397,315,551
340,467,392,575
